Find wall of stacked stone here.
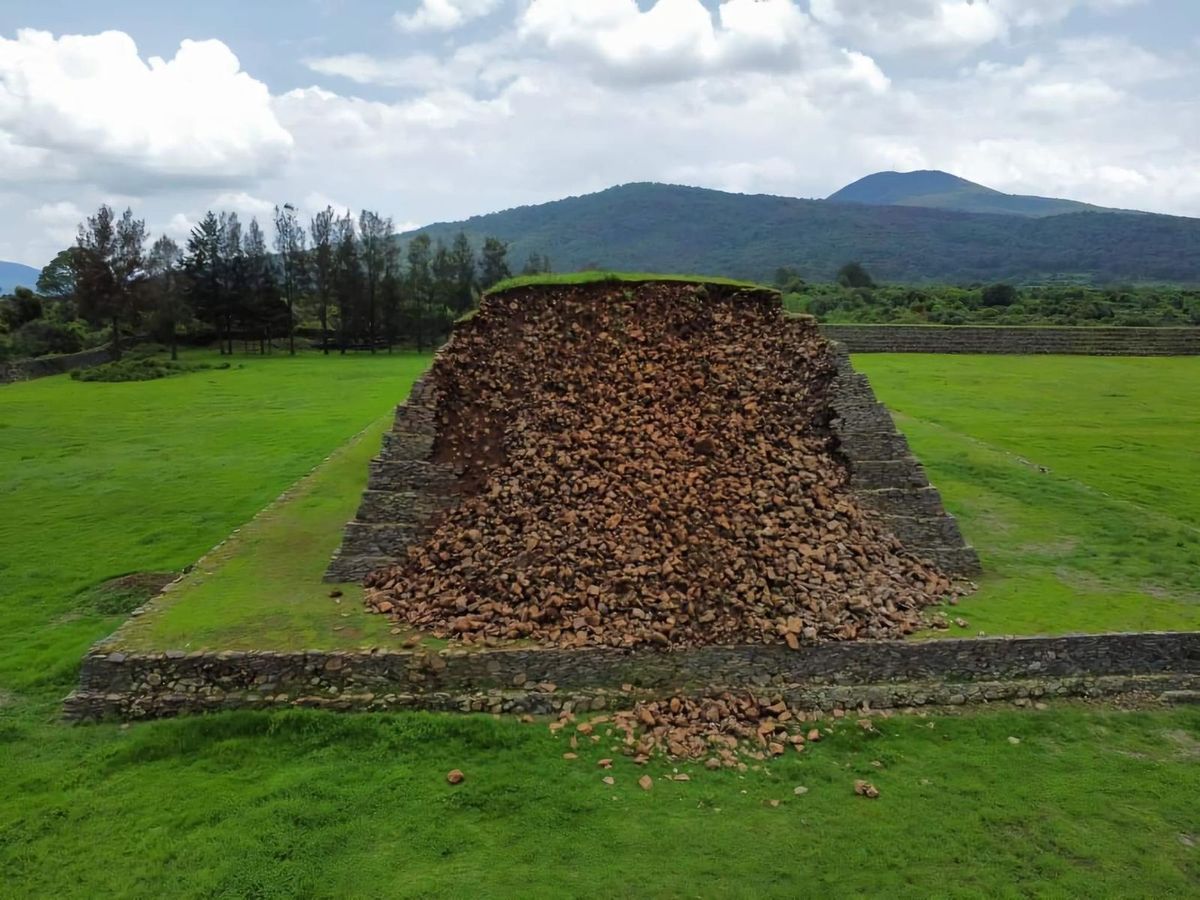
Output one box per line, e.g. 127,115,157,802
63,631,1200,722
0,346,113,384
324,370,458,582
819,324,1200,355
827,345,981,576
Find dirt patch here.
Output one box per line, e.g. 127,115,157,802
76,572,177,616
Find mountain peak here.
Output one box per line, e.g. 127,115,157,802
826,169,1116,218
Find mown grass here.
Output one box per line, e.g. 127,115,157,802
855,355,1200,635
0,349,429,692
1,350,1198,897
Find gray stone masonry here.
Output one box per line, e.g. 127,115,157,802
819,325,1200,356
324,372,457,582
1,346,114,384
828,346,981,576
63,631,1200,722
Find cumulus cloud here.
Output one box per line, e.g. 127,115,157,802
809,0,1148,54
0,29,293,192
29,200,84,246
394,0,503,33
517,0,881,88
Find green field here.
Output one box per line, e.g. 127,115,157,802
857,356,1200,635
1,352,1198,897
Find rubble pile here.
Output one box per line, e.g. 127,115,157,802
366,280,953,648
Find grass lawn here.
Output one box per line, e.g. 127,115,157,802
1,350,1198,897
855,355,1200,636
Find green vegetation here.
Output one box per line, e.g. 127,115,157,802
0,349,429,692
405,182,1200,284
487,270,769,295
71,355,232,382
117,415,398,651
855,355,1200,635
786,279,1200,326
2,350,1199,896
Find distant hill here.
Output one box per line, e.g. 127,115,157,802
0,261,39,294
404,182,1200,285
826,170,1127,218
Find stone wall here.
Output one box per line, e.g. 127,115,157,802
64,630,1200,721
828,345,981,576
0,346,113,384
818,324,1200,355
324,373,458,581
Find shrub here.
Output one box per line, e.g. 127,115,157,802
72,357,231,383
12,319,84,357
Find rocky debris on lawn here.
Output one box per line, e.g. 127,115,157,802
854,780,880,799
365,281,955,649
446,769,465,785
638,775,654,791
561,692,830,768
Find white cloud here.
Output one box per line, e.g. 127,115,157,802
394,0,502,33
517,0,876,87
0,29,293,192
809,0,1149,54
213,191,276,221
29,200,84,246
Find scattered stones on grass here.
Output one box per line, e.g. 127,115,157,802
602,776,615,786
365,281,956,650
854,780,880,799
446,769,465,785
793,785,809,796
638,775,654,791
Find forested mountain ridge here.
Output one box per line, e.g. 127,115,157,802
0,261,39,293
404,182,1200,285
826,170,1125,217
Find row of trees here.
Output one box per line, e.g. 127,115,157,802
37,204,522,360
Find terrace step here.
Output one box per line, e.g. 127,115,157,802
324,553,397,583
367,459,458,493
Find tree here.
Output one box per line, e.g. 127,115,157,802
982,283,1019,307
836,261,874,289
406,234,433,350
37,249,80,302
521,252,552,276
332,212,360,354
309,207,336,354
185,212,228,353
448,231,476,314
243,218,283,352
359,209,394,354
273,204,305,355
479,237,511,290
73,205,145,360
145,235,186,360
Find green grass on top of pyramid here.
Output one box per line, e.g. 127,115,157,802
485,270,774,297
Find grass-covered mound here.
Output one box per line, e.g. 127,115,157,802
486,270,772,296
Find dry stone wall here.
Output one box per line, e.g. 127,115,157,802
0,346,113,384
63,631,1200,722
324,373,458,581
819,325,1200,355
828,345,981,576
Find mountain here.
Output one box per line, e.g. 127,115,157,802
404,182,1200,285
826,170,1126,218
0,261,39,294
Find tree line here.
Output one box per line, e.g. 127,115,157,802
29,204,526,360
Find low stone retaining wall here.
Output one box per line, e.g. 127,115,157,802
819,325,1200,355
0,346,113,384
64,630,1200,722
828,346,980,576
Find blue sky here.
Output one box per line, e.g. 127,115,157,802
0,0,1197,266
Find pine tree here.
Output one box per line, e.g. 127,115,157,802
309,207,336,354
145,235,185,360
480,236,511,290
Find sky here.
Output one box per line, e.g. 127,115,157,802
0,0,1197,267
